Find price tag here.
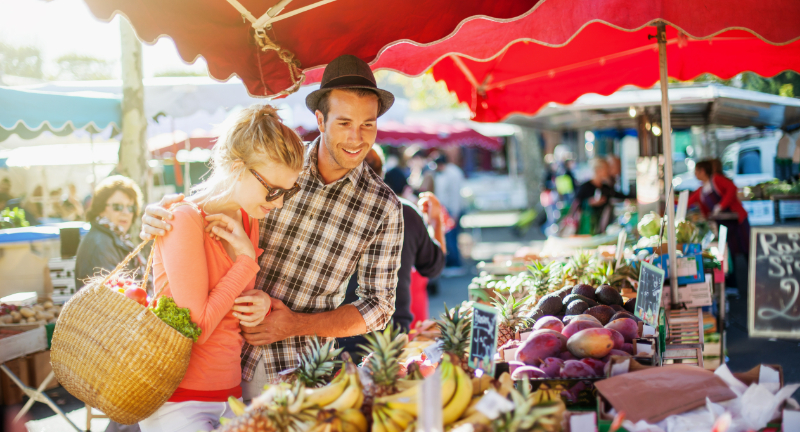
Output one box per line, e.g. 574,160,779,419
717,225,728,262
467,303,499,376
569,412,598,432
423,341,443,364
417,367,443,432
609,358,630,377
636,342,653,354
615,231,627,268
676,256,699,277
701,231,715,250
474,390,515,420
676,190,689,221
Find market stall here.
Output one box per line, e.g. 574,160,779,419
0,87,120,428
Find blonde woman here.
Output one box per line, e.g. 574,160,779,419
139,105,305,432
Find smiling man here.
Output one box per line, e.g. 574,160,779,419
140,55,403,395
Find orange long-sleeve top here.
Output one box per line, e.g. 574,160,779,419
152,203,261,392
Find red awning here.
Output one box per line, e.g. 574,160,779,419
296,121,502,150
312,0,800,122
84,0,537,97
432,25,800,122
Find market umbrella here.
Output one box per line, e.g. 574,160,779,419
83,0,537,97
355,0,800,303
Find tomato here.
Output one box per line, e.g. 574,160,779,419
124,287,148,306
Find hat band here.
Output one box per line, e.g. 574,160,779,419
322,75,377,90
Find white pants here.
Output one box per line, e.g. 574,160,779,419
139,399,239,432
241,351,270,403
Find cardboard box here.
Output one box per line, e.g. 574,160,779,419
1,357,30,405
27,350,58,390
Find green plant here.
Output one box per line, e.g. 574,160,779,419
0,207,30,229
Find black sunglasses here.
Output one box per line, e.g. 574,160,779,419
250,169,301,202
107,203,136,213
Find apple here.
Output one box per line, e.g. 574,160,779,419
124,287,148,306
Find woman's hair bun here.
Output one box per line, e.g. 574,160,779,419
258,104,280,120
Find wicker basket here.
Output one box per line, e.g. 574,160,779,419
51,240,193,425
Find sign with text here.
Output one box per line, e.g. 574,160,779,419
635,262,665,327
468,303,499,375
742,200,775,226
749,228,800,339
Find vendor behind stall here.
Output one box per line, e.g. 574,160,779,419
567,158,619,235
688,160,751,293
74,176,144,289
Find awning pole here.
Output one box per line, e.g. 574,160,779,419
657,23,679,305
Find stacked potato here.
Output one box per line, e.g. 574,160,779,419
0,301,61,324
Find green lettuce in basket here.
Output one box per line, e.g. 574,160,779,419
149,297,202,342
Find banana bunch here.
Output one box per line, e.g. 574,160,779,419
302,361,364,412
305,409,368,432
450,373,514,429
529,383,564,406
373,354,474,430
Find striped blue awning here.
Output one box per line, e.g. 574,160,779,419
0,87,121,142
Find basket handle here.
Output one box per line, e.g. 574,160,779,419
97,238,155,290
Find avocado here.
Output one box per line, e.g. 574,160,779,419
562,294,598,308
555,286,573,300
612,311,641,322
537,294,564,316
585,305,616,325
610,304,625,312
595,285,623,306
571,284,596,300
566,300,589,316
624,298,637,313
527,307,545,322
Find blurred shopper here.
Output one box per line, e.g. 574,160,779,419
0,178,11,211
58,184,85,221
338,148,445,358
433,153,465,269
407,147,435,194
688,160,751,292
568,158,614,235
605,155,634,199
75,176,143,289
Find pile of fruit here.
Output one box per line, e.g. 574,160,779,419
0,301,61,325
508,312,640,380
103,275,202,342
215,304,565,432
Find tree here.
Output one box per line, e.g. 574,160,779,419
741,71,799,98
0,43,44,79
54,54,115,81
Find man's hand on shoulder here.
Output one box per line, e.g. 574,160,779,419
140,193,184,241
241,298,301,346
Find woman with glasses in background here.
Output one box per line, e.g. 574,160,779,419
75,175,144,289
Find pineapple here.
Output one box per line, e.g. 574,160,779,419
565,251,598,285
592,261,615,285
295,336,343,388
492,385,566,432
436,302,472,364
358,323,407,396
492,293,532,348
216,381,313,432
527,261,551,299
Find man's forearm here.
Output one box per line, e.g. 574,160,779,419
294,304,368,338
431,219,447,254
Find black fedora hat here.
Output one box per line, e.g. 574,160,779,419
305,55,394,117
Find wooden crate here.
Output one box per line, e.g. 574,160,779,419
1,357,30,405
0,325,47,364
28,350,58,390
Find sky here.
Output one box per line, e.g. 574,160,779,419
0,0,208,79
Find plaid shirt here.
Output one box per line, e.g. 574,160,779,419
241,137,404,382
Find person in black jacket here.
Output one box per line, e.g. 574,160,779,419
74,176,144,289
337,148,445,358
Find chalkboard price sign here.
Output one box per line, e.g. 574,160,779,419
635,262,665,327
749,228,800,339
468,303,499,375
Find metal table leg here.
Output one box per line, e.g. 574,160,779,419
1,365,83,432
